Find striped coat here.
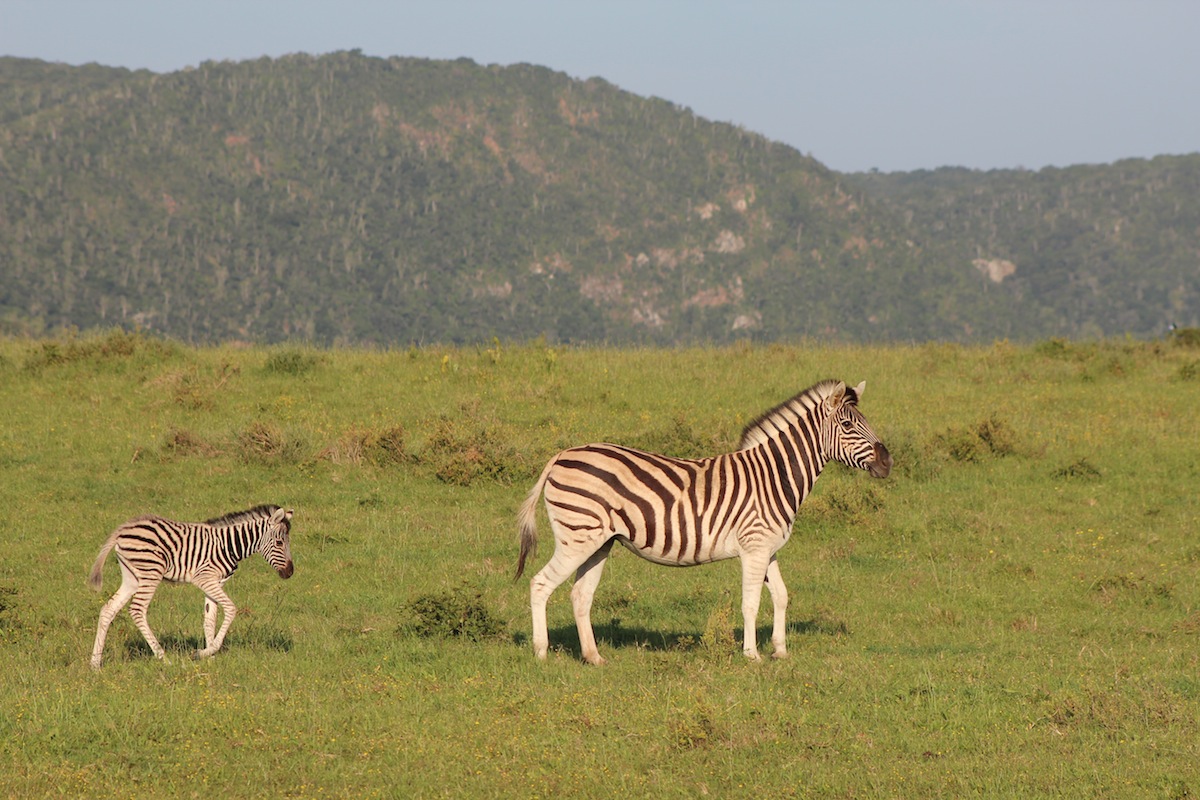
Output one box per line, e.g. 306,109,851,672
88,505,294,669
516,380,890,664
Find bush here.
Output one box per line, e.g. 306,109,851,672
1033,338,1073,359
366,425,408,466
319,424,408,466
973,414,1017,456
1053,458,1101,481
1169,327,1200,348
161,427,220,459
403,585,506,641
934,415,1018,462
236,421,307,464
263,349,321,376
422,415,527,486
23,329,176,373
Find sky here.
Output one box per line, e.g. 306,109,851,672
2,0,1198,173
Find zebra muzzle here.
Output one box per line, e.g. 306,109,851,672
278,561,295,579
867,443,892,478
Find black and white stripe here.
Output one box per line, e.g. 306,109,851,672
88,505,294,669
516,380,891,664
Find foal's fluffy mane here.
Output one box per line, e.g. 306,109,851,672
737,380,856,450
204,504,281,526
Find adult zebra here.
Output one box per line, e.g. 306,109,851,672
88,505,294,670
516,380,890,664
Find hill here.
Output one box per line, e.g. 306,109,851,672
847,159,1200,339
1,52,1197,344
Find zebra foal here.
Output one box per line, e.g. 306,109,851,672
516,380,891,664
88,505,294,670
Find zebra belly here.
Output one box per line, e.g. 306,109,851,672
616,535,736,567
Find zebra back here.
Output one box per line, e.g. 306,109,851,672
522,380,886,569
89,505,293,589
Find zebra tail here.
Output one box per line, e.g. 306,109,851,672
515,455,556,580
87,531,119,592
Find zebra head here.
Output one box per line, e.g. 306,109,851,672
261,507,295,579
820,381,892,478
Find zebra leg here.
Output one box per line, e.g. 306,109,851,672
201,576,230,651
195,581,237,658
764,556,789,659
91,565,139,670
529,541,602,661
126,577,167,662
571,539,616,666
203,597,219,651
739,549,772,661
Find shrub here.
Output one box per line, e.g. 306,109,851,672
161,427,220,459
934,414,1019,462
1169,327,1200,348
23,329,176,373
700,605,736,655
1033,338,1073,359
882,430,944,482
973,414,1017,456
236,421,306,464
1053,458,1102,480
422,415,526,486
319,424,409,466
668,702,720,749
263,349,321,376
403,585,506,641
366,425,408,466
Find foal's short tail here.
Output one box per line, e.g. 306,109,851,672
515,455,558,580
87,530,120,592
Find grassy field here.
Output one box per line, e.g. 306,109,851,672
1,331,1198,798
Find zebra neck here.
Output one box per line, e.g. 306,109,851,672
214,522,265,563
772,418,827,517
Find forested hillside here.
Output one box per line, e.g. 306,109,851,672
2,52,1197,344
848,159,1200,339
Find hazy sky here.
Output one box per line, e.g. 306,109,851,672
3,0,1197,173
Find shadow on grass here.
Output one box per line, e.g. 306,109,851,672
529,614,849,661
121,627,293,661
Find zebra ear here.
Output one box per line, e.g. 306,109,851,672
270,507,288,525
824,381,848,411
853,381,866,400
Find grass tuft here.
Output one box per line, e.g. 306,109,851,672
1054,457,1102,480
1169,327,1200,348
236,420,307,464
263,348,322,375
161,427,221,459
22,328,177,373
422,413,528,486
934,414,1019,462
402,584,507,641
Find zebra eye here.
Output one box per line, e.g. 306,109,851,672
839,419,854,431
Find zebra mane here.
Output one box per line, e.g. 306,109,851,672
204,504,281,527
737,380,854,450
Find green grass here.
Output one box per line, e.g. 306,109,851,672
1,330,1198,797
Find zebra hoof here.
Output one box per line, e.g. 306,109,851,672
90,657,103,671
743,649,763,662
771,649,790,660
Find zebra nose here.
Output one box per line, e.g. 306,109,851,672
278,561,294,579
869,443,892,478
